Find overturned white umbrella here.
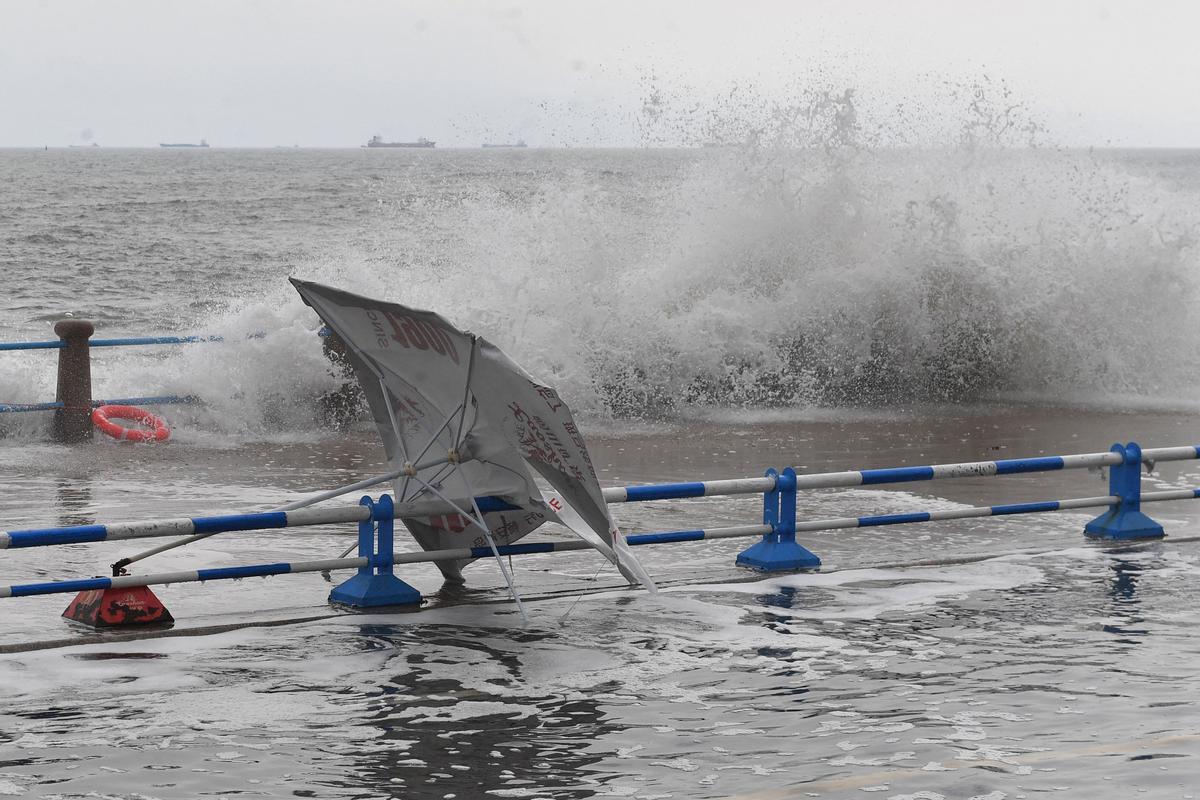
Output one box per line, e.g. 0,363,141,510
291,279,656,616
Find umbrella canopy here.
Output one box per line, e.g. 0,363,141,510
291,279,655,591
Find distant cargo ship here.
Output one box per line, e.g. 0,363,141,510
365,135,435,148
160,139,209,148
482,140,527,148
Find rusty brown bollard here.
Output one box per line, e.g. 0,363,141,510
51,319,95,443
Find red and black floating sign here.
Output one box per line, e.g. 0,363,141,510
62,586,174,628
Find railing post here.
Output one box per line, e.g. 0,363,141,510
329,494,422,608
374,493,396,574
765,467,780,532
1084,442,1165,540
737,467,821,571
358,494,376,575
780,466,797,538
51,319,95,443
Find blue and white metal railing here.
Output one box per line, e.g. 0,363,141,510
0,328,318,353
0,505,373,550
600,444,1200,500
0,395,201,414
2,441,1199,607
0,333,247,352
4,486,1200,602
0,556,373,599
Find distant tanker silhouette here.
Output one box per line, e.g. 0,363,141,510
364,135,435,148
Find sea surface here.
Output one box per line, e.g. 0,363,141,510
1,146,1199,799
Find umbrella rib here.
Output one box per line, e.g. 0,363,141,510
275,452,452,511
452,467,529,624
407,473,529,624
398,337,476,507
374,375,416,502
342,341,412,466
407,402,465,473
452,335,480,446
400,460,456,505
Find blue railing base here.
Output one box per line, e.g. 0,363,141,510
329,573,421,608
1083,442,1165,541
1083,509,1165,541
737,467,822,572
329,494,422,608
736,539,822,572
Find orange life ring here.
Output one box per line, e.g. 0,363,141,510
91,405,171,443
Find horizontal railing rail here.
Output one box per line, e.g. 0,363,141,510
0,496,551,551
0,334,227,352
0,505,373,550
602,445,1200,501
0,339,68,352
0,557,371,598
0,328,323,352
0,395,200,414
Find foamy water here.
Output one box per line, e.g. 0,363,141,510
2,141,1199,434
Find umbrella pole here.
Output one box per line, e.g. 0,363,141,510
451,336,479,444
374,374,416,503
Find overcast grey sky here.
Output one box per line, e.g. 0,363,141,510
2,0,1197,147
